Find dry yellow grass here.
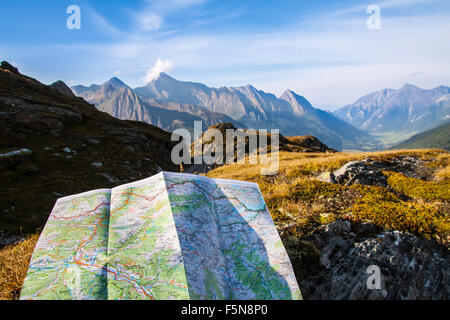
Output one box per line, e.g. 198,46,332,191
434,153,450,181
208,149,446,181
207,148,450,240
0,233,39,300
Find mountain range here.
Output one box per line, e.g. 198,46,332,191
72,76,242,133
73,73,377,151
72,74,449,151
335,84,450,134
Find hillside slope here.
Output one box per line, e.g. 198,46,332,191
392,122,450,151
0,61,178,238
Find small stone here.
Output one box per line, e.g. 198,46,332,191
92,162,103,168
101,173,119,184
87,138,100,145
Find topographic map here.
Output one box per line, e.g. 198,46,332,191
20,172,302,300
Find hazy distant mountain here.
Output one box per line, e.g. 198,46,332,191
72,78,242,133
134,73,277,121
73,73,378,150
391,122,450,151
275,90,378,150
335,84,450,133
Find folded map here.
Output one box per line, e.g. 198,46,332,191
20,171,302,300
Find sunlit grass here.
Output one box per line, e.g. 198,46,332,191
207,148,450,242
0,233,39,300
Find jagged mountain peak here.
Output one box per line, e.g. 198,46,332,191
104,77,129,89
401,83,420,90
280,89,315,115
147,72,178,85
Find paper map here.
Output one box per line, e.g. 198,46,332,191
20,172,301,300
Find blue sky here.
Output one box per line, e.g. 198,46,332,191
1,0,449,108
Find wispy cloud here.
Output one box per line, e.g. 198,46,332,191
132,0,211,32
87,7,123,37
331,0,436,16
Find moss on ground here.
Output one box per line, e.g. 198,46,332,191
385,171,450,201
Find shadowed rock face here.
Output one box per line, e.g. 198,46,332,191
72,80,243,134
300,220,450,300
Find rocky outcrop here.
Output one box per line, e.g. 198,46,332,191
49,80,76,98
300,220,450,300
318,156,434,187
285,135,336,153
0,61,19,74
187,122,335,174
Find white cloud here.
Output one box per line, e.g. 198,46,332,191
142,59,174,83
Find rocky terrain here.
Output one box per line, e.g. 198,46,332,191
317,155,434,187
0,61,178,242
72,77,243,134
298,220,449,299
294,156,449,299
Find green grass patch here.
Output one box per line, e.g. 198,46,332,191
385,171,450,201
351,185,449,239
